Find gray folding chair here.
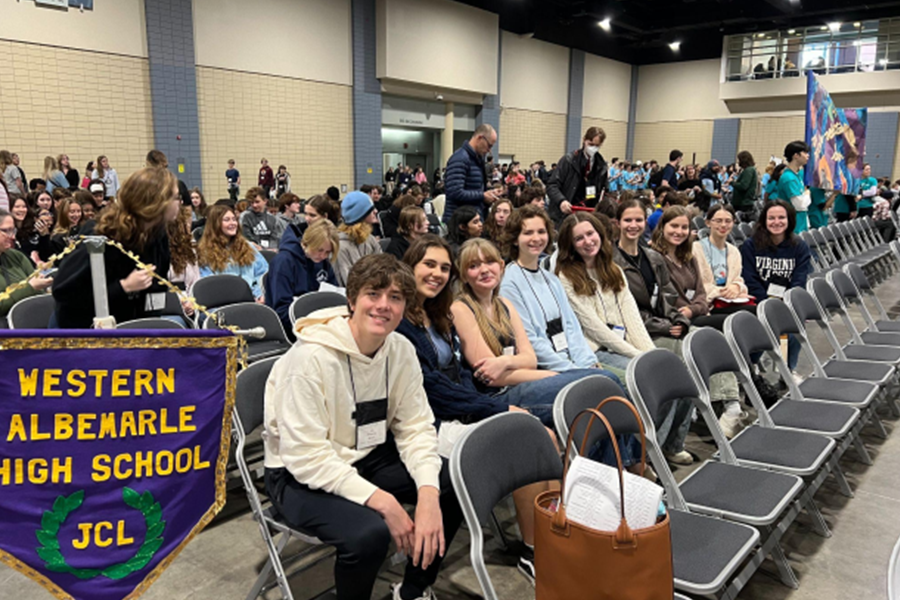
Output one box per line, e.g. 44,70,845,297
191,274,255,314
627,349,805,589
7,294,55,329
683,327,837,535
890,533,900,600
204,303,292,363
793,285,900,366
553,375,762,599
116,318,186,330
810,276,900,351
757,299,887,436
724,310,862,493
233,357,325,600
450,412,563,600
843,263,900,333
289,291,347,326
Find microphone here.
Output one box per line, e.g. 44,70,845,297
234,327,266,339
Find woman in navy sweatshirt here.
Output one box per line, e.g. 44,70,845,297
264,220,339,335
740,199,811,371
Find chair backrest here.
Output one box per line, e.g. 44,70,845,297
890,534,900,600
759,297,801,336
827,269,861,300
7,294,55,329
683,326,742,386
379,237,391,252
552,375,641,457
259,250,277,265
723,309,775,361
844,263,872,291
289,291,347,325
116,318,186,330
739,222,754,238
451,412,562,525
809,277,843,311
627,349,700,430
234,356,280,435
204,302,289,344
698,227,710,239
191,274,254,310
692,215,705,230
784,286,824,323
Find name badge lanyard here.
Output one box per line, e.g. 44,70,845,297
515,265,571,359
597,289,626,332
347,356,390,450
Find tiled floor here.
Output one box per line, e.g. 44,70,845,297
2,275,900,600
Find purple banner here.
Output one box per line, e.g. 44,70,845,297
0,332,237,600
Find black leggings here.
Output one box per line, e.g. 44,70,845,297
266,442,462,600
692,303,757,331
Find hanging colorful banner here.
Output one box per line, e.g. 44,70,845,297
805,72,867,194
0,330,238,600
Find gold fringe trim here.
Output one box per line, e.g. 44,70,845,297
0,334,240,600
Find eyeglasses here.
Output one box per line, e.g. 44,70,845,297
0,227,17,238
709,219,733,225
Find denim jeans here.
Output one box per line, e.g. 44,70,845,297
594,349,632,382
499,368,611,428
788,334,801,371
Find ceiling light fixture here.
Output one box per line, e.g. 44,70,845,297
827,22,841,33
854,22,861,27
787,29,796,34
820,26,828,31
668,41,681,51
598,18,611,31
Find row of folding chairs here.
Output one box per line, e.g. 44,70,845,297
801,217,897,282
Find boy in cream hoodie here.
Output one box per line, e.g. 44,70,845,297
264,253,461,600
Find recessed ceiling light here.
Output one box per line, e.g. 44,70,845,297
854,22,861,27
787,29,796,34
668,41,681,51
827,22,841,32
598,18,611,31
820,26,828,31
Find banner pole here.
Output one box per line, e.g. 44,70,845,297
84,235,116,329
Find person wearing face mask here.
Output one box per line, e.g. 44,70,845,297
547,127,609,225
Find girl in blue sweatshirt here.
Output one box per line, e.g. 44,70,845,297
740,200,811,370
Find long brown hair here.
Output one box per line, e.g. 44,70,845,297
190,187,207,217
501,204,555,261
402,234,457,339
556,213,624,295
751,199,797,251
167,206,196,276
650,205,693,264
485,198,512,241
53,197,81,235
95,155,107,178
456,238,514,356
197,205,256,271
96,167,176,251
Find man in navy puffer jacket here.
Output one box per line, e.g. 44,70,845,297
442,124,500,223
265,221,339,336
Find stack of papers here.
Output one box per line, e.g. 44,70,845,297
563,455,664,532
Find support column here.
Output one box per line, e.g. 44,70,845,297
565,49,586,153
442,102,455,166
476,34,502,162
352,0,382,188
144,0,202,189
625,65,639,162
867,112,899,179
711,119,741,165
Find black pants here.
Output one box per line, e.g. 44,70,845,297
692,303,757,331
835,212,852,223
265,442,463,600
858,207,875,219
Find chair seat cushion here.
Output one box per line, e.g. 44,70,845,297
767,399,858,437
798,377,878,407
841,344,900,363
875,320,900,333
729,426,833,473
861,331,900,347
247,340,291,361
821,360,893,384
680,461,801,524
669,509,758,593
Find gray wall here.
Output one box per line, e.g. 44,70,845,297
144,0,203,189
565,49,585,154
865,112,899,179
352,0,383,187
711,118,741,165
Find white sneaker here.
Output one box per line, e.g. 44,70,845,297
791,371,804,385
718,411,745,440
665,450,694,465
628,462,658,482
391,583,437,600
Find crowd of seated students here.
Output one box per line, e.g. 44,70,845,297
2,134,897,598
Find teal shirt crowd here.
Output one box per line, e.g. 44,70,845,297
778,167,809,233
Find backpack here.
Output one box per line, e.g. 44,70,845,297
649,169,665,189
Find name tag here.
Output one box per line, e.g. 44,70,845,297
767,283,787,299
650,284,659,308
611,325,626,340
586,186,597,200
551,331,569,352
502,346,516,356
260,239,270,248
144,292,166,312
685,289,695,301
355,398,388,450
